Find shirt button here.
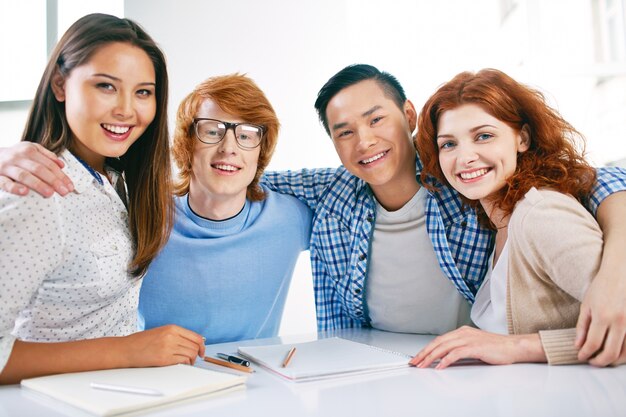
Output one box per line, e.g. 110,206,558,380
359,254,366,261
354,288,362,295
366,215,373,223
112,245,118,251
355,311,362,316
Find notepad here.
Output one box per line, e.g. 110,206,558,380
237,337,412,382
21,364,247,416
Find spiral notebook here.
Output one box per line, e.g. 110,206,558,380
21,364,247,416
237,337,412,382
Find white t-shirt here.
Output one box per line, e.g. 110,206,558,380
470,241,509,334
366,187,471,334
0,150,139,372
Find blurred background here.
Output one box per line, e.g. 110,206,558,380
1,0,625,335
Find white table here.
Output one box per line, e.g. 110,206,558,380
1,328,625,417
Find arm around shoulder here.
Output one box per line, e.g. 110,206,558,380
261,167,339,210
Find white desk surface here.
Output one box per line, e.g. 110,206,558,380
1,328,625,417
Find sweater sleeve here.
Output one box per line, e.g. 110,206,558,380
539,328,582,365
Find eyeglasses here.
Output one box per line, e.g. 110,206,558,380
193,118,264,149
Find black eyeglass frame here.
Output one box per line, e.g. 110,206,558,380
192,118,265,149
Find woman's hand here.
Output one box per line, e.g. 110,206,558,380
120,325,206,367
409,326,545,369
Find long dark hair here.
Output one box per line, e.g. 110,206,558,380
22,13,173,276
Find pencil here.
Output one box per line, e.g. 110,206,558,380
281,347,297,368
203,356,253,373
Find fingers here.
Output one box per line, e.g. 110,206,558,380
410,335,446,367
154,325,204,365
589,323,626,367
575,308,591,349
0,142,73,197
173,354,193,365
0,165,56,197
577,319,608,362
0,175,29,195
410,333,462,369
29,144,73,193
174,327,206,359
175,334,205,364
33,144,65,169
435,348,470,370
615,342,626,366
172,342,201,365
418,338,465,369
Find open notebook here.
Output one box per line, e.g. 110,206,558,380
238,337,412,382
21,364,246,416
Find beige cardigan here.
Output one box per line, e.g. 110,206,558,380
505,188,604,364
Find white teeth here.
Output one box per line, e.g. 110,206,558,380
214,164,239,172
460,168,488,180
360,152,386,165
102,124,130,134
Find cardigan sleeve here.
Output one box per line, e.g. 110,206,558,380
539,328,582,365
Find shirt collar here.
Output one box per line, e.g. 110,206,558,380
59,149,96,194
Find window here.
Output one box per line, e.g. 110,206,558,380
0,1,47,101
594,0,626,62
0,0,123,102
499,0,517,22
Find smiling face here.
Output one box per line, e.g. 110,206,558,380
436,103,529,209
51,42,156,172
189,98,260,205
325,79,418,203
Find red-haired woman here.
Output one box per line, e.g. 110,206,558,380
411,69,623,368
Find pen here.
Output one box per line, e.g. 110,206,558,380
90,382,163,396
281,347,297,368
217,353,250,367
203,356,254,373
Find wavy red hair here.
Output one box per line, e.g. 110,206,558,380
415,69,595,228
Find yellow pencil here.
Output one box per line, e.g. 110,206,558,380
281,347,297,368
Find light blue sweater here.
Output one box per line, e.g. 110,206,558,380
138,187,312,344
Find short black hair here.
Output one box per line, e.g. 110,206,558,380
314,64,407,136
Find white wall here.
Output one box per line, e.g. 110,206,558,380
125,0,507,336
124,0,626,336
1,0,624,335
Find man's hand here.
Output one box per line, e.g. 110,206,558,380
576,268,626,366
576,191,626,366
0,142,74,197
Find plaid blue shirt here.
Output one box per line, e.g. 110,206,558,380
263,160,626,331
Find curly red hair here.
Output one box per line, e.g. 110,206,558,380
415,69,595,228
